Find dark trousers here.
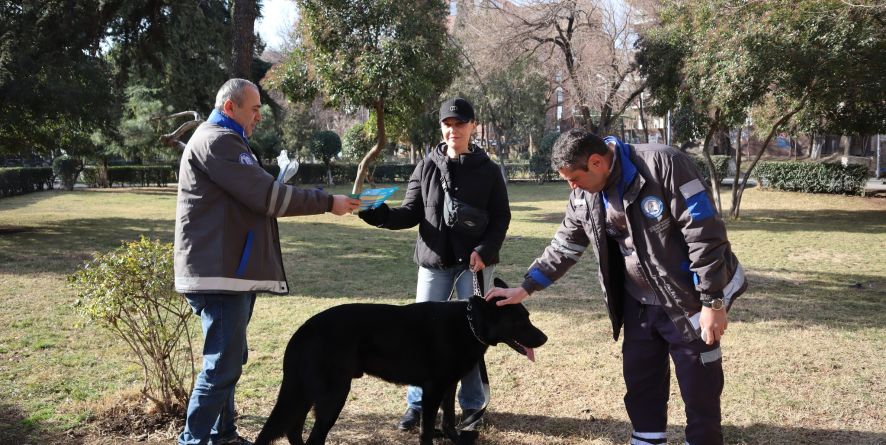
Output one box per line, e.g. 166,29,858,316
622,296,724,445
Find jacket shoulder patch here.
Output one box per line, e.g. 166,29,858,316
679,179,715,221
239,152,256,165
679,178,706,199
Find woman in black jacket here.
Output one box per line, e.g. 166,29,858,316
358,97,511,431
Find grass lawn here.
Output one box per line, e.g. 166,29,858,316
0,182,884,444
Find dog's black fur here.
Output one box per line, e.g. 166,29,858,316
254,278,547,445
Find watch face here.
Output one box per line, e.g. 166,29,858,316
711,298,725,310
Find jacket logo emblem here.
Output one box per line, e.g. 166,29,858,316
239,153,256,165
641,196,665,219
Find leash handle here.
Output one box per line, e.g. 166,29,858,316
472,269,485,297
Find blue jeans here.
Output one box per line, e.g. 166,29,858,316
405,265,495,412
178,293,256,445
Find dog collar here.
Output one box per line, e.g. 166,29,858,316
466,301,488,346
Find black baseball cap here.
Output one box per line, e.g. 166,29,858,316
439,98,475,123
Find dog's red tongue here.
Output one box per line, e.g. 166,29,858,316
526,347,535,362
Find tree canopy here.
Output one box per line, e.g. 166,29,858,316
638,0,886,218
272,0,457,193
1,0,265,161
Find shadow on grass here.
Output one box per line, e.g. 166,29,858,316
729,209,886,234
101,187,177,197
237,411,885,445
0,188,63,212
733,268,885,329
528,208,886,234
0,404,79,445
0,217,174,275
1,211,881,331
493,411,886,444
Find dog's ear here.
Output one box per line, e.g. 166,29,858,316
470,294,504,309
487,296,508,306
493,277,509,288
470,295,488,306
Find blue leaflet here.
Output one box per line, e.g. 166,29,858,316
358,187,399,211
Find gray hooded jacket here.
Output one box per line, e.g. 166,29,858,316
174,121,330,295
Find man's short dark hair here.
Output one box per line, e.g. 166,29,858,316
550,130,609,171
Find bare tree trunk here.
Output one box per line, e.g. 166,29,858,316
231,0,257,78
810,133,822,159
639,94,649,143
353,101,386,195
701,109,723,216
731,127,743,213
731,100,807,219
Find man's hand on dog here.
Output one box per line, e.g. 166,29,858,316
485,285,529,306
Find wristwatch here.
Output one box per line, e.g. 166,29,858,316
701,297,725,311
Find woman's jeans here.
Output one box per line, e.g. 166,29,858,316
405,264,495,412
178,293,256,445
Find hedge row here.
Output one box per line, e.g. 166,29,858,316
5,159,866,198
0,167,55,198
81,165,178,188
754,161,868,195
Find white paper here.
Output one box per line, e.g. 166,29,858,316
276,150,299,183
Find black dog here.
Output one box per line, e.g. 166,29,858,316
254,279,547,445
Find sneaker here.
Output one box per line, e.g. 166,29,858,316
210,436,254,445
397,407,421,431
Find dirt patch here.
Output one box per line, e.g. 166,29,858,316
75,395,183,444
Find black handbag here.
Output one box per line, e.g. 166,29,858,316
440,173,489,237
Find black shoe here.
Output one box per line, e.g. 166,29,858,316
460,408,485,429
397,407,421,431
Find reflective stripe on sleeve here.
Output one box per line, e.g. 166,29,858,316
267,181,281,216
277,185,293,217
550,234,586,261
722,263,745,306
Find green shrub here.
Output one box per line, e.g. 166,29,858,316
754,161,868,195
52,155,82,191
69,237,196,414
499,161,531,181
0,167,54,197
691,155,731,182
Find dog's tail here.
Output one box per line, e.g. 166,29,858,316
254,377,310,445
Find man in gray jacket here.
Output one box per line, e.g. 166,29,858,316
175,78,359,445
487,130,746,445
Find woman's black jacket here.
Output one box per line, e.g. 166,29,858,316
361,143,511,268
